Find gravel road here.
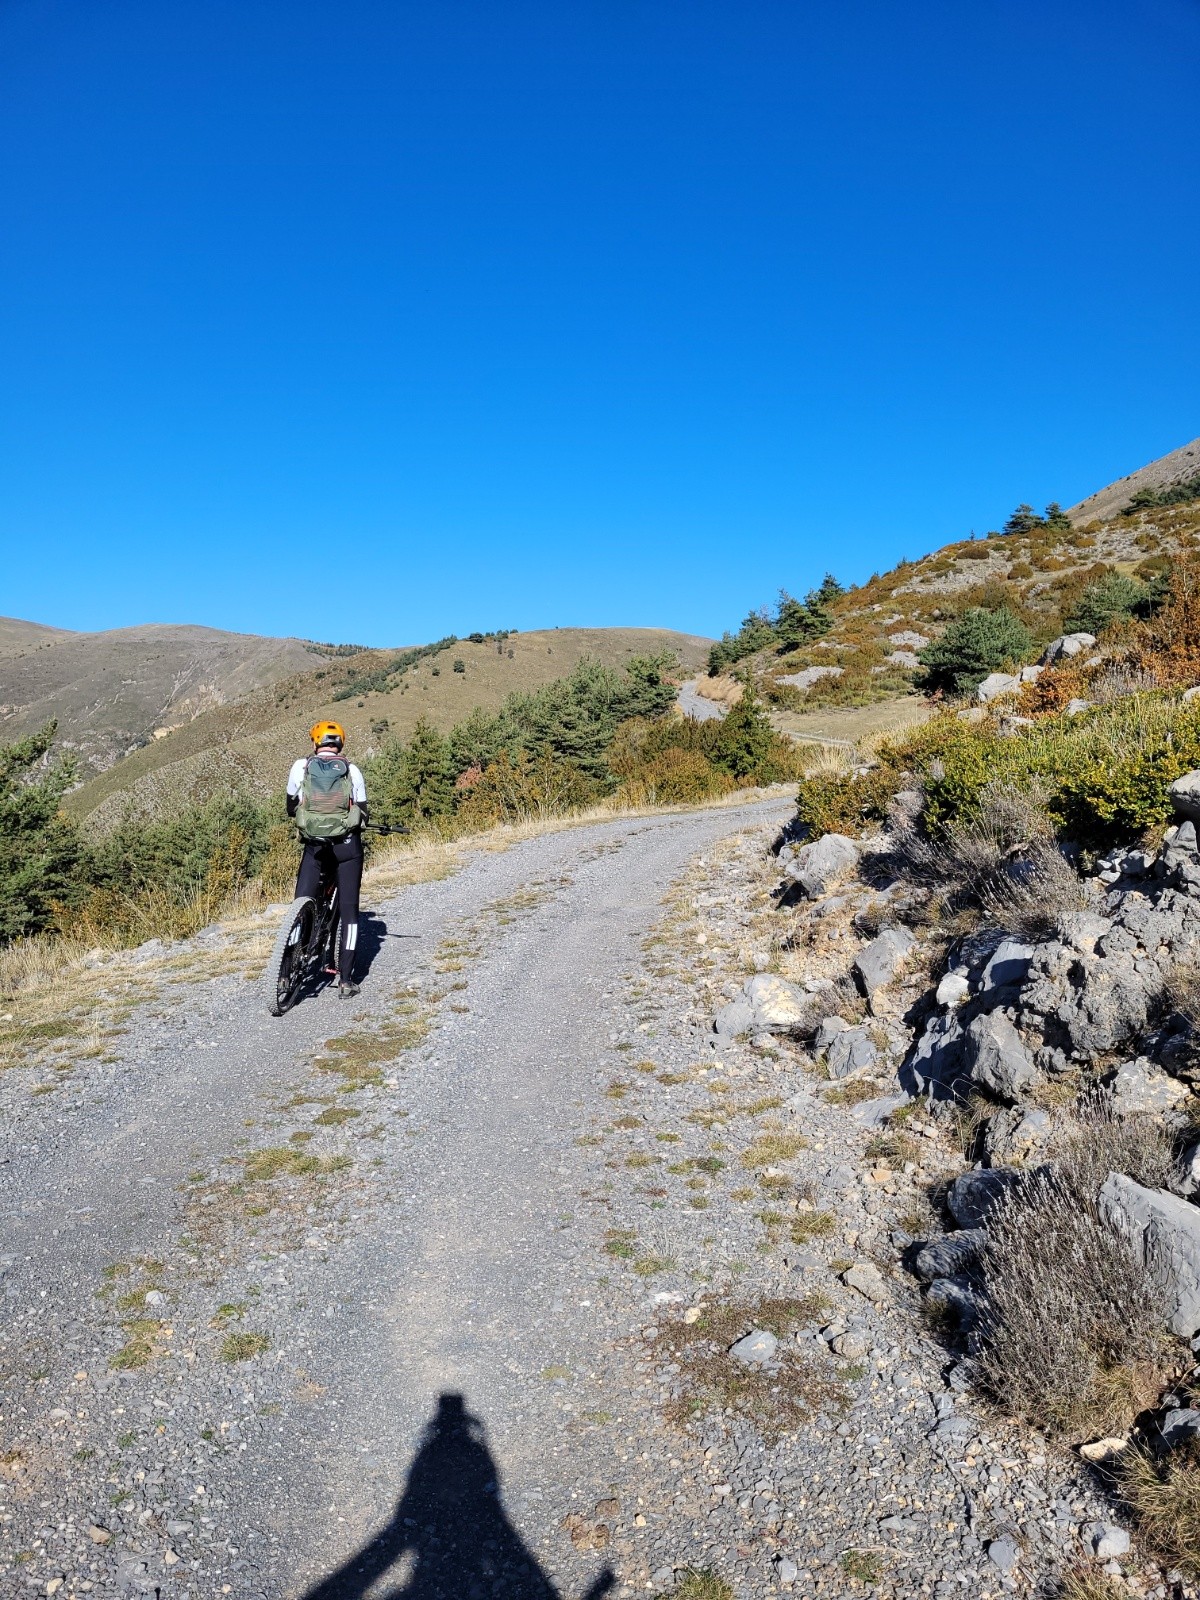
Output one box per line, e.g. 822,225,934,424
0,798,792,1600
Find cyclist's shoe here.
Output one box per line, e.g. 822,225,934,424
339,981,361,998
323,964,338,977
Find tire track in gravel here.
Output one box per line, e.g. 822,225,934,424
0,797,791,1600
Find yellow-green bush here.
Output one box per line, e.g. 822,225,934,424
794,693,1200,847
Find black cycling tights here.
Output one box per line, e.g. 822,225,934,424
295,834,363,984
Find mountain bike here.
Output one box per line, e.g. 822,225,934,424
262,824,406,1016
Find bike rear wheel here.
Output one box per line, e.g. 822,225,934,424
264,896,317,1016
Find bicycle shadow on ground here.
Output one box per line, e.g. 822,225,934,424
302,1393,614,1600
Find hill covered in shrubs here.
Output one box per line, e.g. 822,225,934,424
0,651,798,949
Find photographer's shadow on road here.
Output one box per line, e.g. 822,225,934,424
302,1393,614,1600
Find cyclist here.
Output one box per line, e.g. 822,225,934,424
286,721,369,997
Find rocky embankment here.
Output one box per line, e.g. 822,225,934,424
695,749,1200,1595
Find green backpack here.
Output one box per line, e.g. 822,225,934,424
296,756,361,842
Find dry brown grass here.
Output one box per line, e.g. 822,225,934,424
1055,1563,1129,1599
975,1168,1170,1438
1119,1443,1200,1576
656,1293,841,1436
1052,1092,1177,1200
881,782,1087,941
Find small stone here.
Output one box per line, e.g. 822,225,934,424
830,1331,869,1359
729,1329,778,1365
842,1262,887,1302
144,1289,166,1306
987,1535,1020,1574
1086,1521,1130,1560
1079,1436,1129,1463
88,1526,111,1544
777,1557,799,1585
935,972,970,1008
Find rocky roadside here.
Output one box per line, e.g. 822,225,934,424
566,826,1127,1600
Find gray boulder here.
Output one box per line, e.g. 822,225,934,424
982,1104,1051,1165
902,1010,966,1098
827,1024,879,1081
936,971,970,1008
729,1329,778,1365
925,1275,980,1329
912,1229,986,1283
947,1167,1020,1229
854,926,917,994
1021,939,1163,1060
742,974,811,1032
1040,631,1097,665
977,672,1020,704
1175,1142,1200,1199
814,1015,851,1052
1099,1173,1200,1336
1161,1407,1200,1448
781,832,860,899
962,1011,1036,1103
980,938,1036,994
1104,1056,1190,1117
1170,770,1200,824
713,997,756,1039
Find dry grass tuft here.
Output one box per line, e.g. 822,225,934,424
657,1293,840,1437
881,782,1087,941
739,1133,808,1168
242,1146,349,1181
975,1168,1169,1438
1053,1091,1177,1201
1119,1443,1200,1576
1054,1567,1128,1600
671,1570,734,1600
218,1330,270,1363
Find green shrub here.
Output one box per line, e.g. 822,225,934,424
917,607,1033,697
0,723,87,941
1065,571,1155,633
796,694,1200,850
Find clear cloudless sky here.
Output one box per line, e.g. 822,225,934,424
2,0,1198,645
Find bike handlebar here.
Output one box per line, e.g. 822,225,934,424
364,822,410,836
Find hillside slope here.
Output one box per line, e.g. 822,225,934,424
0,623,330,777
716,436,1200,726
66,626,711,825
1068,433,1200,524
0,616,77,658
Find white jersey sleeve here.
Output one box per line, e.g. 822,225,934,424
286,758,308,797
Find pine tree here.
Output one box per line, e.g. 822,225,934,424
0,722,86,941
713,688,777,781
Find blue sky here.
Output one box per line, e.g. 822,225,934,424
2,0,1198,645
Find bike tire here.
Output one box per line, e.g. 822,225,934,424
264,897,317,1016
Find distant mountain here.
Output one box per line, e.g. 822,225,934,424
2,624,712,826
0,623,329,778
1068,435,1200,524
0,616,77,658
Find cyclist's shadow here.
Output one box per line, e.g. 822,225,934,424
302,1393,614,1600
355,912,391,980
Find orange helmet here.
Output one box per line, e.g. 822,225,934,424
310,720,345,749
